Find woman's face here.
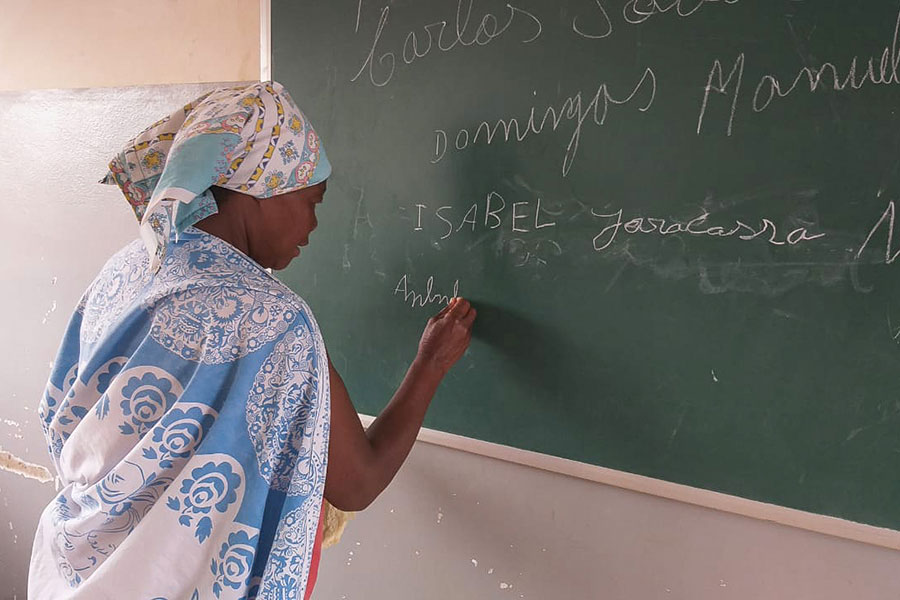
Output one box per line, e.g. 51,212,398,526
249,181,327,270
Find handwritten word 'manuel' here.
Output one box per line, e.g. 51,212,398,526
591,208,825,252
352,0,541,88
698,5,900,136
432,68,656,176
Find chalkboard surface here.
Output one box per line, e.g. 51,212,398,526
274,0,900,529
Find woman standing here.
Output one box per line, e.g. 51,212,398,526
29,81,475,599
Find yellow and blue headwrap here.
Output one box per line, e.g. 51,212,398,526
102,81,331,271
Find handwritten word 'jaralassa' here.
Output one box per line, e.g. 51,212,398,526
591,208,825,251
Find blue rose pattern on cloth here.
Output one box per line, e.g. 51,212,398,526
167,460,243,543
30,228,330,600
212,531,259,598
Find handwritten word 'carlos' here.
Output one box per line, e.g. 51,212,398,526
591,208,825,251
352,0,541,87
414,192,556,239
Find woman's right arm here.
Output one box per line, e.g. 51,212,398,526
324,297,476,511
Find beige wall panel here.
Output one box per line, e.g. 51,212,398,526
0,0,260,91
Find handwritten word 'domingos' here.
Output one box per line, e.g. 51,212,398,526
698,6,900,136
352,0,541,88
394,275,460,308
413,192,556,240
591,208,825,251
432,69,656,176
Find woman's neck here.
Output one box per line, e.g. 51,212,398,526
194,202,251,257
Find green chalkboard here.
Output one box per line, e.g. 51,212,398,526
274,0,900,529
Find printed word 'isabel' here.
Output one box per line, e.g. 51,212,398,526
413,192,557,240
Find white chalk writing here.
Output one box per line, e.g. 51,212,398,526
856,200,900,265
698,6,900,135
394,274,460,307
414,192,557,240
573,0,740,39
352,0,541,88
591,208,826,251
573,0,613,39
623,0,740,25
432,68,657,175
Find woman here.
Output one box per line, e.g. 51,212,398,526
29,81,475,599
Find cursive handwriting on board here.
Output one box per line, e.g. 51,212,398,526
431,68,657,176
622,0,741,25
344,3,900,302
572,0,740,39
352,0,541,87
408,189,828,252
394,274,460,307
857,200,900,265
697,6,900,135
591,208,825,252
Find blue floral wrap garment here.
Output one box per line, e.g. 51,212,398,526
29,227,330,600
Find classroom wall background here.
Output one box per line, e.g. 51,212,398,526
1,2,898,599
0,0,259,91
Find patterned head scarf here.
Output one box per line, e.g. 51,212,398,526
102,81,331,271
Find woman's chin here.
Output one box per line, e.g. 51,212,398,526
274,255,296,271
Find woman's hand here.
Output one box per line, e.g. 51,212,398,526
324,297,476,511
416,297,476,376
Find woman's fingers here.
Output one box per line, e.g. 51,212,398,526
433,297,457,320
448,297,470,319
460,307,476,328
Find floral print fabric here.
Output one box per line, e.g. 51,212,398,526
101,81,331,272
29,228,330,600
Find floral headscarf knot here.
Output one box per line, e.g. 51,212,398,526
102,81,331,271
